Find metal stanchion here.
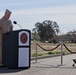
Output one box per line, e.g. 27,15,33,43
60,41,63,66
61,41,63,65
35,41,38,63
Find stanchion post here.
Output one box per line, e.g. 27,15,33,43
60,41,63,65
35,41,38,63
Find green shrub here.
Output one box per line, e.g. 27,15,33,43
47,51,54,54
32,52,43,57
47,51,66,55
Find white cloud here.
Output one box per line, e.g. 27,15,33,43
11,4,76,26
0,0,63,7
11,4,76,15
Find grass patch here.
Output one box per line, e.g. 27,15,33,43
47,51,66,55
32,50,68,57
32,52,44,57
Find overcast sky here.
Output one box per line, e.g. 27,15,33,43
0,0,76,34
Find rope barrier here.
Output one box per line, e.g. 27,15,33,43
63,44,76,54
35,40,76,65
37,42,60,51
36,40,76,53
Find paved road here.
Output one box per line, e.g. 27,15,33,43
0,54,76,75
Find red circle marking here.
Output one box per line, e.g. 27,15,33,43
20,33,28,43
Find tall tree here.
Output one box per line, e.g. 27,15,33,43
32,20,59,42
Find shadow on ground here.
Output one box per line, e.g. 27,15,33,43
0,67,27,73
32,63,76,69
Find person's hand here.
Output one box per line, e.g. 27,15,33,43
10,26,13,31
